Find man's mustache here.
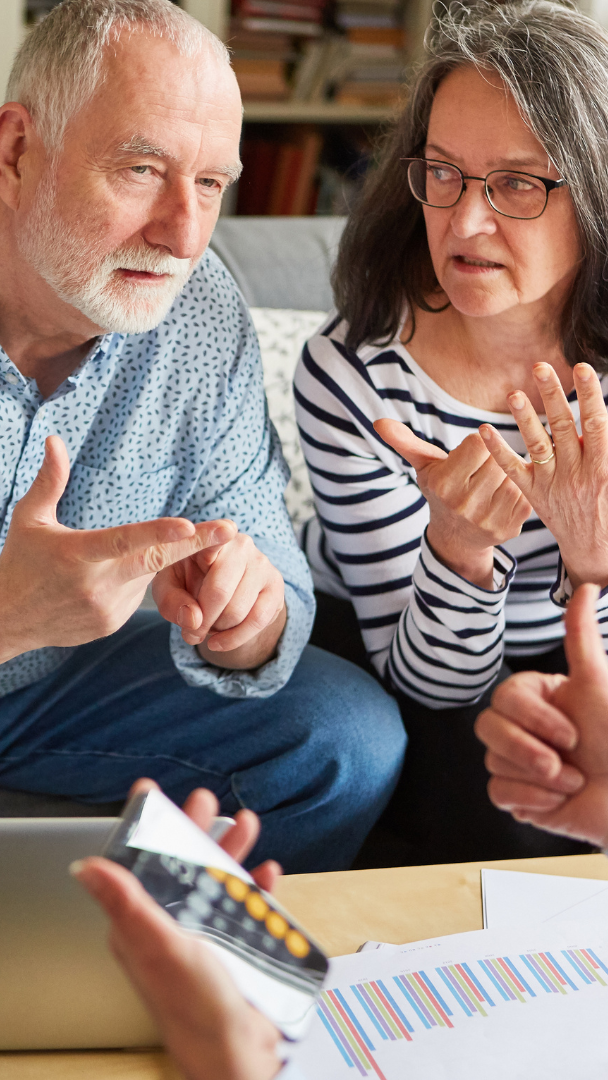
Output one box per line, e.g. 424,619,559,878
103,245,192,277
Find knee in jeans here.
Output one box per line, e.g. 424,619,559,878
295,647,406,783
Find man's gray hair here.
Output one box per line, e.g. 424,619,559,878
6,0,230,152
334,0,608,369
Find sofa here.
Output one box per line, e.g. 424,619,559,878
0,216,346,818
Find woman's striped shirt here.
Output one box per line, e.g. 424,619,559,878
294,315,608,709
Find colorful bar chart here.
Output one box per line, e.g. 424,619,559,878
318,946,608,1078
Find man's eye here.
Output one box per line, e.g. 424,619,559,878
130,165,149,175
198,177,221,191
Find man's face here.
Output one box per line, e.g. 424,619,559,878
16,31,242,334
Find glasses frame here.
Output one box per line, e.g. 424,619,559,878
402,157,568,220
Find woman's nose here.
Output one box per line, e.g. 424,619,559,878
449,179,498,238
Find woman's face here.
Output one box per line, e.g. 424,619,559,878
422,66,581,319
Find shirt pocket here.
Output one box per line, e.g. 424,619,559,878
57,462,179,529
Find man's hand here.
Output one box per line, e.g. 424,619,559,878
153,534,286,671
475,583,608,848
480,362,608,590
0,436,237,662
73,779,283,1080
374,418,531,588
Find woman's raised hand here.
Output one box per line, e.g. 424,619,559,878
480,362,608,590
374,419,531,588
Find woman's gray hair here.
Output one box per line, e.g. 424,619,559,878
333,0,608,370
6,0,230,153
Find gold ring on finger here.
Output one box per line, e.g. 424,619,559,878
530,450,555,465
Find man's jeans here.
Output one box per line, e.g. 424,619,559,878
0,612,406,874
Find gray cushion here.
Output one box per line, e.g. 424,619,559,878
209,216,346,311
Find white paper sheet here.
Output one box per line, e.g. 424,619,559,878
289,923,608,1079
482,868,608,929
126,787,253,883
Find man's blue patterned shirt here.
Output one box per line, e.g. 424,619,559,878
0,251,314,699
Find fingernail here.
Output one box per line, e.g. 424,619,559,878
69,860,85,878
557,730,578,752
533,364,551,381
537,754,560,779
212,522,235,544
575,363,592,381
479,425,491,442
564,772,585,793
178,606,197,630
508,391,525,410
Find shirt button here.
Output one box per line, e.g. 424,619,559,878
5,372,19,385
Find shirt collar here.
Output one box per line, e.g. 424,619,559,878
0,331,125,397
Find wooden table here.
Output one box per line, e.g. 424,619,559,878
2,852,608,1078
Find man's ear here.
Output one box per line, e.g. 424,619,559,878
0,103,38,212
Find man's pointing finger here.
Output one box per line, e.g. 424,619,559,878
83,518,237,566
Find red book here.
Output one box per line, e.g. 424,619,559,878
237,140,281,215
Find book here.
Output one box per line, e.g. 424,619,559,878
235,0,325,21
238,15,324,34
237,139,282,214
335,79,402,104
347,26,406,44
231,57,290,99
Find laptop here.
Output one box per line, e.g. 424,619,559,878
0,816,161,1050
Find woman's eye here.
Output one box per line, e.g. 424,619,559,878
429,167,455,183
504,175,534,192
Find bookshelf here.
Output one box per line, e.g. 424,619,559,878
243,100,397,122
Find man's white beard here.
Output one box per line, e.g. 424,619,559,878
16,172,197,334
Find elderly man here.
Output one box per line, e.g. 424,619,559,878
0,0,405,872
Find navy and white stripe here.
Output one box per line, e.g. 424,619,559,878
294,315,608,708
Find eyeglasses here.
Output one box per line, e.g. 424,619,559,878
403,158,567,220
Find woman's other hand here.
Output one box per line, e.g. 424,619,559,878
374,419,531,588
480,362,608,590
475,584,608,848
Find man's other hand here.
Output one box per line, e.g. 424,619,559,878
0,436,237,662
73,779,283,1080
153,534,286,671
475,583,608,848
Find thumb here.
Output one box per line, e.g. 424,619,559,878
374,418,448,471
563,583,608,684
19,436,71,524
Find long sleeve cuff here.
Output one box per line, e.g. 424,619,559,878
388,529,516,708
550,554,608,610
170,582,315,700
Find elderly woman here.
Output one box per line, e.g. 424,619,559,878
295,0,608,863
